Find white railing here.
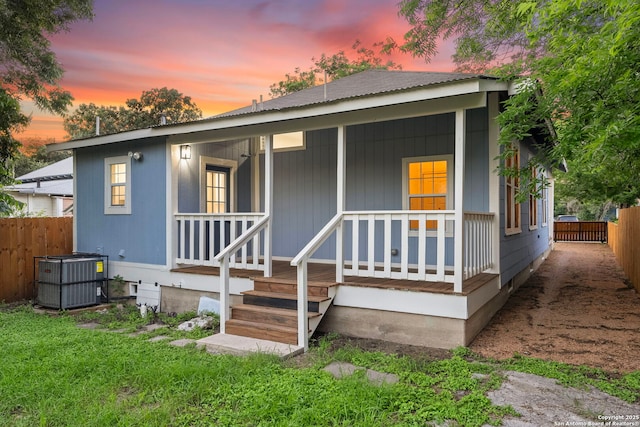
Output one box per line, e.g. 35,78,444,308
290,213,344,350
341,210,456,283
213,215,270,334
464,212,495,279
175,213,265,270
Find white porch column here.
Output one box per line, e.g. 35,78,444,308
264,135,273,277
336,125,346,282
454,110,466,293
487,93,501,275
166,144,179,270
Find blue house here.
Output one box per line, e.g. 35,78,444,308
53,70,555,352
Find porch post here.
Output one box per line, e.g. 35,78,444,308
264,135,273,277
336,125,346,282
454,110,466,293
487,92,501,275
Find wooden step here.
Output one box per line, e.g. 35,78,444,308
231,304,320,329
251,277,337,298
241,290,329,312
225,319,300,345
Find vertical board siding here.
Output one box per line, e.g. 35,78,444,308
0,217,73,302
76,137,167,265
608,207,640,293
499,142,552,286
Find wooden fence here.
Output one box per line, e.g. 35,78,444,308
608,207,640,293
0,217,73,303
554,221,607,242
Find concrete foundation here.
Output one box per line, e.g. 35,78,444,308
160,286,242,314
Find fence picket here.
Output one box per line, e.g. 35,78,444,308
0,217,73,302
608,207,640,293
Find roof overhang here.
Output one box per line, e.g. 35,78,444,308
49,77,509,151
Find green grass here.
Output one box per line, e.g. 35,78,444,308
0,306,638,426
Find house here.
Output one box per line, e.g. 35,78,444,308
6,157,74,217
51,70,555,351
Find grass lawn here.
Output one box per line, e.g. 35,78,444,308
0,305,638,426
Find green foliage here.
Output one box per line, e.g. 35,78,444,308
63,87,203,139
269,40,402,97
393,0,640,209
0,0,92,208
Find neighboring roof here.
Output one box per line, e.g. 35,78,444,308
217,70,495,118
17,157,73,182
49,70,508,151
6,157,74,196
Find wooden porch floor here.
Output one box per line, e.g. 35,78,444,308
171,260,497,296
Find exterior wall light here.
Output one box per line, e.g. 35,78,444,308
180,145,191,160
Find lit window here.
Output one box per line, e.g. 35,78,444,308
403,156,452,232
104,156,131,215
529,166,539,230
260,131,305,152
505,144,521,235
206,168,228,213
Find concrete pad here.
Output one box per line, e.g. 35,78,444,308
323,361,399,385
148,335,170,342
197,334,303,359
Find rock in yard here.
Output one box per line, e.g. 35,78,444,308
177,316,215,331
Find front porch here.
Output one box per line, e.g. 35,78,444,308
172,260,498,296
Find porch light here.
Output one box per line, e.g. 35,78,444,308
180,145,191,160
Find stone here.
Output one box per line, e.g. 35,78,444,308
177,316,215,331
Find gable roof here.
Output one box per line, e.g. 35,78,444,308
217,70,495,118
49,70,508,151
6,157,74,197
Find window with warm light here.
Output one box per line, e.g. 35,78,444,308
403,156,452,231
505,144,521,235
104,156,131,214
206,167,228,213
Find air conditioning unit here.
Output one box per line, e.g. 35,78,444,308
36,254,106,310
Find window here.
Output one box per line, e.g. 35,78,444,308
541,183,549,227
504,144,521,235
199,156,237,213
403,156,452,231
104,156,131,214
205,166,229,213
529,166,539,230
260,131,305,152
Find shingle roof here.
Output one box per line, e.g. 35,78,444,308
17,157,73,182
216,69,494,118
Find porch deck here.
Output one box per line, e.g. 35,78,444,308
171,261,497,296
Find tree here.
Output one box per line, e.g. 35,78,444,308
14,139,71,178
270,40,402,97
63,87,203,139
0,0,93,214
389,0,640,208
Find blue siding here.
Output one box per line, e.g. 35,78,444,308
266,109,490,262
75,137,167,265
499,142,552,285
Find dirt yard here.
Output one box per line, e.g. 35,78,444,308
469,242,640,374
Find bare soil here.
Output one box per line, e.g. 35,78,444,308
469,242,640,374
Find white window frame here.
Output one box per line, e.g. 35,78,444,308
104,155,131,215
529,163,539,231
541,177,549,227
402,155,454,237
259,131,306,153
199,156,237,213
504,143,521,235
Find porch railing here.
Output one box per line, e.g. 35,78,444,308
175,213,265,270
213,215,270,334
463,212,495,279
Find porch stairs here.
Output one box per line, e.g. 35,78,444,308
224,277,337,345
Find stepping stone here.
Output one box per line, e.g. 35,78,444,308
77,323,101,329
169,338,196,347
148,335,170,342
323,361,399,385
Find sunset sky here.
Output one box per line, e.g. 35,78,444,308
19,0,455,142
